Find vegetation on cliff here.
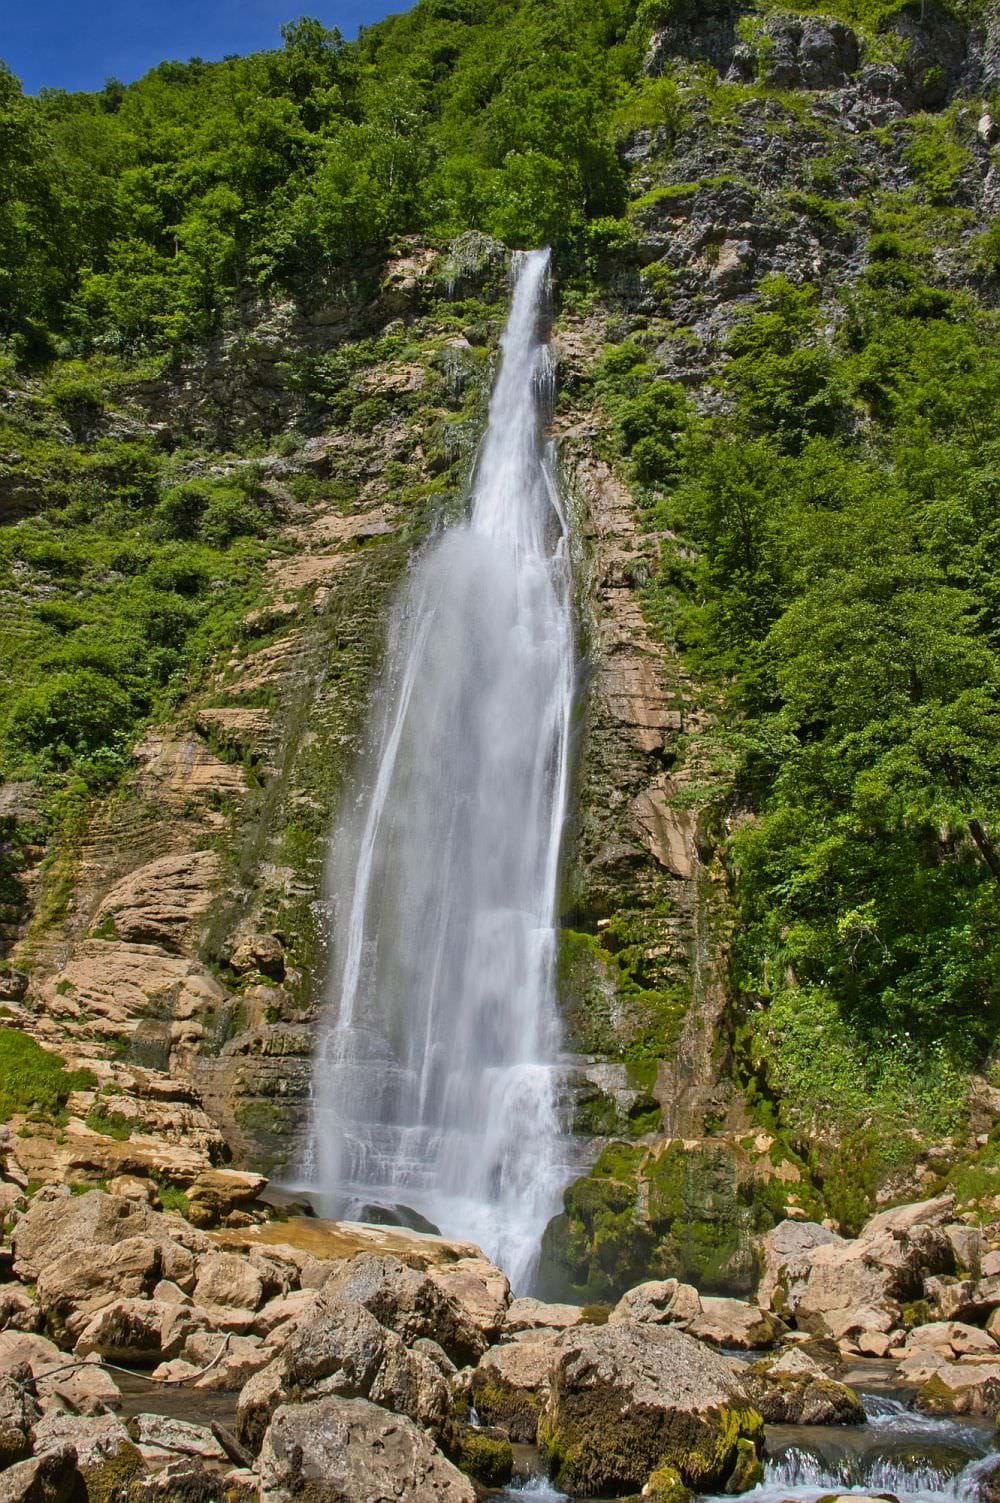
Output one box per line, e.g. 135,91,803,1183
4,0,1000,1250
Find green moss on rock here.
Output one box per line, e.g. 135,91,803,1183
452,1427,514,1486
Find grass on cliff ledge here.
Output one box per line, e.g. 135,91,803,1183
0,1027,96,1124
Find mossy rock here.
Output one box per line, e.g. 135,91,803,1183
538,1136,780,1301
469,1377,543,1444
646,1464,694,1503
451,1425,513,1486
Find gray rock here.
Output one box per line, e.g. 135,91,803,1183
320,1255,485,1366
539,1323,763,1496
610,1279,702,1327
259,1395,476,1503
0,1445,83,1503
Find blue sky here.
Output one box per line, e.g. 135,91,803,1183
4,0,411,95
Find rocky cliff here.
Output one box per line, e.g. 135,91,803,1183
2,0,1000,1299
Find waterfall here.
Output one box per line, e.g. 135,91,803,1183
310,248,574,1289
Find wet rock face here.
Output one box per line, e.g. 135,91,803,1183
538,1321,764,1497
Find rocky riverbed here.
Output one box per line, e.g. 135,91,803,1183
1,1177,1000,1502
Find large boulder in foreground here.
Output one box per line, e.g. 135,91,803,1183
258,1395,475,1503
538,1322,763,1497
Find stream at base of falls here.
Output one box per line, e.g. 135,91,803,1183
488,1379,999,1503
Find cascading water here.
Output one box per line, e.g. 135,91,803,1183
309,248,573,1289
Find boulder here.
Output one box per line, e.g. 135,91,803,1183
31,1412,144,1496
192,1253,264,1313
320,1254,485,1366
905,1322,998,1359
236,1362,284,1453
611,1280,702,1327
129,1460,219,1502
36,1236,162,1343
74,1299,206,1366
429,1258,510,1343
538,1322,763,1496
688,1297,786,1351
186,1171,267,1230
757,1220,845,1314
0,1333,120,1415
0,1291,41,1336
0,1445,82,1503
915,1362,1000,1416
504,1297,582,1334
743,1347,865,1424
471,1339,556,1442
106,1176,159,1206
129,1413,227,1465
786,1196,956,1337
11,1191,210,1288
255,1291,319,1339
279,1295,448,1431
180,1331,269,1392
0,1367,40,1469
258,1396,476,1503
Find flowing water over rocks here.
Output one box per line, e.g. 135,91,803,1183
309,249,575,1289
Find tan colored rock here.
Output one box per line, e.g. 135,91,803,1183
688,1297,786,1351
858,1331,892,1357
320,1254,486,1367
255,1290,320,1339
193,1252,264,1312
93,851,220,953
186,1170,267,1228
757,1219,845,1313
183,1331,270,1391
504,1297,583,1334
787,1196,956,1336
0,1332,120,1415
130,1412,227,1464
37,941,227,1045
74,1298,207,1365
429,1257,510,1343
133,733,247,807
12,1189,211,1285
915,1360,1000,1415
0,1289,41,1335
0,1445,82,1503
229,935,285,981
0,1369,39,1469
213,1215,488,1274
907,1321,998,1358
610,1279,702,1327
236,1360,284,1453
107,1175,160,1205
37,1235,162,1343
471,1339,556,1442
31,1412,143,1495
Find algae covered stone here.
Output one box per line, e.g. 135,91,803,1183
538,1321,764,1496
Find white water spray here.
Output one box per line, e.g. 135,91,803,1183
310,249,573,1289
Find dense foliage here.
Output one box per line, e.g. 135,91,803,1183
600,203,1000,1152
0,0,643,359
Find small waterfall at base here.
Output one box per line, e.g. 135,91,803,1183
309,248,574,1290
